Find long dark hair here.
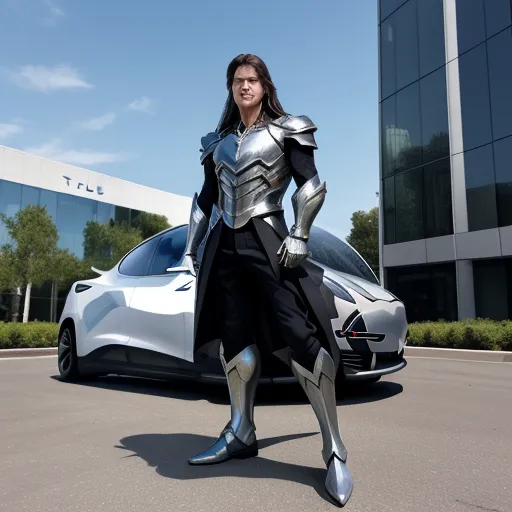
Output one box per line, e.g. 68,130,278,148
216,54,287,134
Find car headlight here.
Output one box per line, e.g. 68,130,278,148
324,277,356,304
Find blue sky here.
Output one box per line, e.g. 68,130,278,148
0,0,379,240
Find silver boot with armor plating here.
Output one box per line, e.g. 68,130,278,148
290,348,353,507
188,344,261,465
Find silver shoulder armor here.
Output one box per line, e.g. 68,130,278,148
200,131,222,164
275,114,318,149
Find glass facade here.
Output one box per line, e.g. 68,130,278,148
0,178,147,322
456,13,512,232
380,0,512,321
380,0,453,245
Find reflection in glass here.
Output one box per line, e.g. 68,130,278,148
308,226,379,284
380,0,408,22
494,136,512,227
115,206,130,225
464,144,498,231
423,158,453,238
455,0,486,56
420,67,449,164
383,176,396,245
96,201,115,224
487,29,512,142
459,43,493,151
0,180,22,245
395,168,423,242
118,236,160,276
21,185,40,209
380,18,396,99
395,82,421,172
148,226,187,275
417,0,445,76
484,0,511,39
39,189,58,220
381,95,396,177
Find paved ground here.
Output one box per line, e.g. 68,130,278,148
0,356,511,512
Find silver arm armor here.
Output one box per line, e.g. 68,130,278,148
183,193,209,275
291,174,327,240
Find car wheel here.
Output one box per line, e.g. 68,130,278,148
58,327,81,381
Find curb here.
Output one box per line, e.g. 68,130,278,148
405,346,512,363
0,347,58,359
1,346,511,363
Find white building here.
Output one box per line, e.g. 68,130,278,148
0,145,192,322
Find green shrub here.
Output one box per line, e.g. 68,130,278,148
0,318,512,351
0,322,59,349
408,318,512,351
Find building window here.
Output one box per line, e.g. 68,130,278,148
383,176,396,244
423,158,453,238
395,82,422,172
419,67,450,164
483,0,512,40
459,42,493,151
381,95,397,178
380,0,419,99
417,0,445,77
487,29,512,142
494,136,512,227
386,262,457,322
380,0,408,22
464,144,498,231
455,0,486,56
395,167,423,243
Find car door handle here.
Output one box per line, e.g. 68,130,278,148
176,280,193,291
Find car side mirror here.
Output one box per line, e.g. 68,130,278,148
165,266,192,274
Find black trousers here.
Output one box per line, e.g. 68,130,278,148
212,221,321,370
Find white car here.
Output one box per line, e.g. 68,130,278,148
57,224,408,387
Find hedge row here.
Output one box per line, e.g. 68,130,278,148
407,318,512,351
0,319,512,351
0,322,59,349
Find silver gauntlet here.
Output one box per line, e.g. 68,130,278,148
183,193,209,275
291,174,327,240
277,175,326,268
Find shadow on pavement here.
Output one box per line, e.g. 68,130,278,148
116,431,338,505
51,373,404,406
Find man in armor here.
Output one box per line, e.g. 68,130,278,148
183,53,353,507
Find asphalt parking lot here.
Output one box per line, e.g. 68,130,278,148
1,355,511,512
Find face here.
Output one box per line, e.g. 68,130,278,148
232,65,265,110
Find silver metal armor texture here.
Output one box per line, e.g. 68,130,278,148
199,114,321,230
290,348,353,507
291,174,327,240
184,192,208,258
188,344,261,465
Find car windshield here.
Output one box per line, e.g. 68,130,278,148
308,226,379,285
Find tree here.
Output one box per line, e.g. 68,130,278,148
131,212,171,240
346,207,379,276
0,205,59,322
83,220,143,271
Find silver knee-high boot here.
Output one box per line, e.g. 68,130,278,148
188,343,261,465
290,348,353,507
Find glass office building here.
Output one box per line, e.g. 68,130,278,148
379,0,512,321
0,145,192,323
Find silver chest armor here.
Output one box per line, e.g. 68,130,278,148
200,115,318,230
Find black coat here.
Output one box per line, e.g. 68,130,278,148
192,208,343,374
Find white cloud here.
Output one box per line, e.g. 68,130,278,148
7,65,94,92
128,96,155,114
42,0,65,26
0,123,23,140
23,138,132,166
76,112,116,131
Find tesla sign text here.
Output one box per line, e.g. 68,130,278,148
63,176,104,196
